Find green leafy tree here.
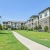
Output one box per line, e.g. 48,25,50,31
21,26,24,30
38,25,42,30
24,26,28,30
7,25,12,28
34,25,38,30
44,26,48,32
0,24,2,30
0,16,1,18
0,14,1,22
21,26,28,30
0,16,2,30
5,25,12,30
2,25,6,30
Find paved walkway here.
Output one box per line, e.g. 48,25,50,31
12,31,50,50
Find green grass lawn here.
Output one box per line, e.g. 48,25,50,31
0,30,28,50
15,30,50,48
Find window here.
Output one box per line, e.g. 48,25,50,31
15,23,16,27
29,20,30,22
32,19,33,21
32,23,33,25
34,23,36,26
44,20,47,23
39,21,42,24
21,23,23,25
44,12,47,16
9,23,10,24
40,15,42,18
34,17,36,20
3,22,5,24
6,22,8,24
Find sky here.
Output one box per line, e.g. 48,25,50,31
0,0,50,22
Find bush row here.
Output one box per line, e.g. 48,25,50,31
0,24,49,32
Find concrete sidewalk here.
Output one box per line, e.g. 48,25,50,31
12,31,50,50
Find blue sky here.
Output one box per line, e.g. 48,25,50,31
0,0,50,22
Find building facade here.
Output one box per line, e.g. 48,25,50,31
25,15,39,29
3,21,25,29
39,7,50,30
3,7,50,30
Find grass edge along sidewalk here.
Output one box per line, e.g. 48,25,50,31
0,30,28,50
15,30,50,48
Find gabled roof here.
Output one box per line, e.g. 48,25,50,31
30,15,39,18
3,21,25,23
39,7,50,14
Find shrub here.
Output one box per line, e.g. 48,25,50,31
24,26,28,30
44,26,48,32
34,25,38,30
21,26,25,30
11,26,18,30
28,28,33,31
28,28,30,31
38,25,42,30
31,28,33,31
21,26,28,30
7,25,12,28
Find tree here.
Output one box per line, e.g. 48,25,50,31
30,28,33,31
24,26,28,30
0,16,1,18
44,26,48,32
7,25,11,28
0,24,2,30
34,25,38,30
21,26,24,30
38,25,42,30
0,16,1,24
21,26,28,30
5,25,12,30
2,25,5,30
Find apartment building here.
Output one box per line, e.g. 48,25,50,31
3,21,25,29
25,20,31,29
39,7,50,30
3,7,50,30
25,15,39,29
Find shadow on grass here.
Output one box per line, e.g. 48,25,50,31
0,32,10,34
0,33,7,34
